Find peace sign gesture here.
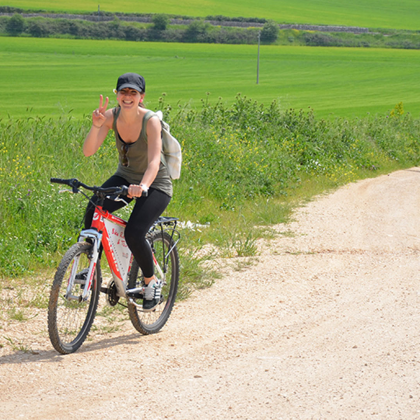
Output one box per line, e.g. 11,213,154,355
92,94,109,128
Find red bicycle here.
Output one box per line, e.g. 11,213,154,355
47,178,180,354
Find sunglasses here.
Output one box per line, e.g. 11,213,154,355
114,88,142,96
121,143,132,167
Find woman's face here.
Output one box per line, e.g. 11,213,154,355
117,88,144,109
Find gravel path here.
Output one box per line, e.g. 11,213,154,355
1,168,419,419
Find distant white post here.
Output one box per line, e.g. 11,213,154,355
256,31,260,85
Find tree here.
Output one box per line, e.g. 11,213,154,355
6,13,25,36
260,20,279,43
152,14,169,31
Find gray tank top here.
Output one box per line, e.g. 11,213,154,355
113,107,172,197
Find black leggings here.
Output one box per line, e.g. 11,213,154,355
84,175,171,278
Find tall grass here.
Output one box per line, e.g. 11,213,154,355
1,97,419,279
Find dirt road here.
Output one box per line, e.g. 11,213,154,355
1,168,419,419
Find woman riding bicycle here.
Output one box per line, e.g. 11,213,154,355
83,72,172,311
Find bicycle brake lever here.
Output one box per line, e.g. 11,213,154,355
106,194,129,205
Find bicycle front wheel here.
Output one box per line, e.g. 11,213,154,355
48,242,101,354
128,230,179,335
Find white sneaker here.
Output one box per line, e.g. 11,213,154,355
143,279,162,311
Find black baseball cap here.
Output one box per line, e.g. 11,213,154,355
116,73,146,93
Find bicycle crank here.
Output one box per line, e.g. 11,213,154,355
101,280,120,306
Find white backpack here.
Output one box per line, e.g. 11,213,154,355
155,111,182,180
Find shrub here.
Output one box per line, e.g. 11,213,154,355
304,32,336,46
184,20,210,42
260,20,279,43
0,6,23,13
161,27,184,42
106,17,125,39
6,13,25,36
124,25,145,41
152,14,170,31
27,19,50,37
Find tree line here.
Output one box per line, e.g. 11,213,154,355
1,13,279,44
1,11,420,49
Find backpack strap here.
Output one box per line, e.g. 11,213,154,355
141,110,159,142
112,107,121,131
141,110,167,167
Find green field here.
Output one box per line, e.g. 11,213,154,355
1,37,420,119
2,0,420,30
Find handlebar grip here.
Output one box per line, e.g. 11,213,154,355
121,185,129,195
50,178,81,194
50,177,70,185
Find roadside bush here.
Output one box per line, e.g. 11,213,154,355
160,27,184,42
59,19,87,37
27,19,50,37
304,32,337,46
6,13,25,35
260,20,279,42
184,20,210,42
106,17,125,39
124,25,145,41
54,19,79,36
0,6,24,13
215,28,258,44
152,14,169,31
146,26,164,41
0,16,8,33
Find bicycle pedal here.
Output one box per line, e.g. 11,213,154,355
126,287,144,300
127,292,144,300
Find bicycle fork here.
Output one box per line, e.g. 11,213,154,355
66,229,102,302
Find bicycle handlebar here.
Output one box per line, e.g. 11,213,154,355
50,177,129,197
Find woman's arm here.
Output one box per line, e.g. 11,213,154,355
83,95,112,156
128,115,162,197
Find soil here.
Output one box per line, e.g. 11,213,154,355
1,167,420,420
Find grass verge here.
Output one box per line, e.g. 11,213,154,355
0,98,419,329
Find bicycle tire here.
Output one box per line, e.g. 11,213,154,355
48,242,101,354
128,230,179,335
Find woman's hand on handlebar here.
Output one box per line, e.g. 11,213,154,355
127,184,147,198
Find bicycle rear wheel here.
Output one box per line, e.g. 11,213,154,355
128,230,179,334
48,242,101,354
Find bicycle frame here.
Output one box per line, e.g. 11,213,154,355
69,204,128,301
74,204,167,302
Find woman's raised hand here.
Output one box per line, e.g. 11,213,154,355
92,95,109,128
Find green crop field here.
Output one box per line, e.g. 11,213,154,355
1,37,420,119
2,0,420,30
